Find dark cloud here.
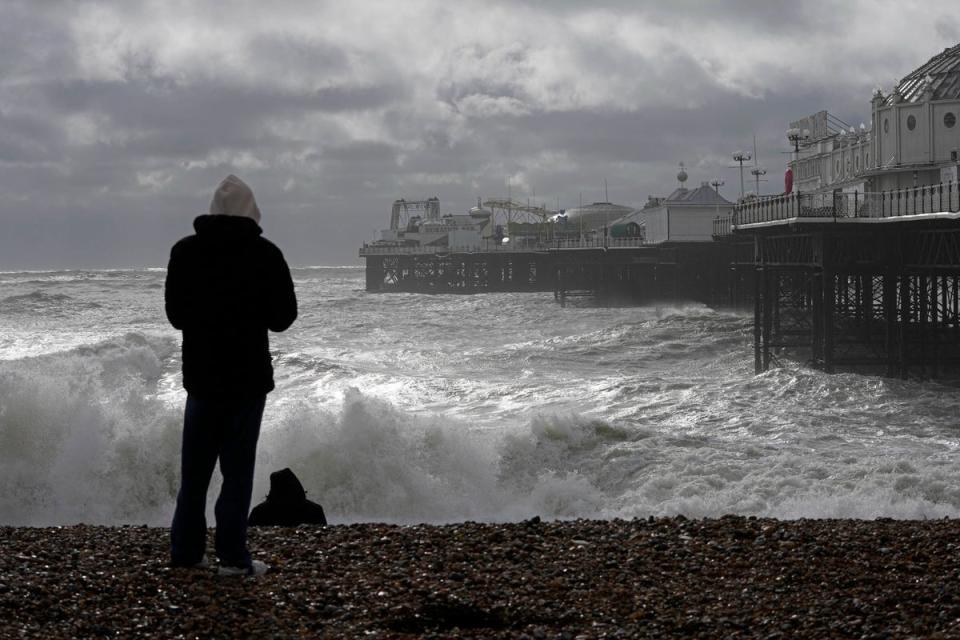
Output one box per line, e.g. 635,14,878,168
41,78,401,131
0,3,77,78
511,0,840,36
247,33,351,78
1,1,958,268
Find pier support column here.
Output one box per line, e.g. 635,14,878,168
754,267,763,373
919,274,928,378
823,270,835,373
365,257,384,291
762,269,774,371
862,275,873,342
883,273,898,377
899,275,910,378
812,272,823,366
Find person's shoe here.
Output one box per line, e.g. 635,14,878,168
171,555,211,569
217,559,269,577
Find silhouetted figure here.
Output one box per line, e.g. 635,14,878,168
249,468,327,527
166,174,297,577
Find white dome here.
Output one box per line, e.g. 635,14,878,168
560,202,634,231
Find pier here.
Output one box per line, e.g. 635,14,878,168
351,43,960,378
360,239,740,305
358,183,960,378
727,185,960,377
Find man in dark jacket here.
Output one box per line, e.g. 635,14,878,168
165,174,297,577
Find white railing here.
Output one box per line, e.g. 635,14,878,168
359,236,649,256
550,237,648,249
733,181,960,226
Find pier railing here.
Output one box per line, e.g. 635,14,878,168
359,237,649,256
551,237,649,249
713,213,735,238
732,181,960,226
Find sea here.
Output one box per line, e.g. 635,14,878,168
2,266,960,527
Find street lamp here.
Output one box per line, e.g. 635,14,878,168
786,127,811,157
711,179,725,225
786,128,810,196
732,151,752,200
750,167,767,197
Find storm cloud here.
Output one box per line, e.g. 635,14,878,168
0,0,957,268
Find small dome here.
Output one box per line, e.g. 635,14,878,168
468,205,493,218
677,162,688,185
562,202,635,231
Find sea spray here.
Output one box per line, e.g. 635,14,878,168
0,334,182,525
258,388,510,523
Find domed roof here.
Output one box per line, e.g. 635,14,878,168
888,42,960,104
562,202,635,231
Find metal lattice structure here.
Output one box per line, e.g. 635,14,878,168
481,199,555,243
366,253,551,293
389,197,440,231
749,223,960,377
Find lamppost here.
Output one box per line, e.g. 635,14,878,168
785,128,810,195
732,151,752,200
711,179,725,223
786,127,810,159
750,167,767,197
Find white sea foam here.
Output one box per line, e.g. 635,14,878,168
3,267,960,526
0,334,183,525
252,387,960,524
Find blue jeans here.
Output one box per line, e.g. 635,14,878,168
170,393,265,568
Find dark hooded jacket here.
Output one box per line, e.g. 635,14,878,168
165,215,297,399
248,468,327,527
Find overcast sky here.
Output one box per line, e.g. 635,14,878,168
2,1,959,269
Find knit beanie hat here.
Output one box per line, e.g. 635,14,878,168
209,174,261,223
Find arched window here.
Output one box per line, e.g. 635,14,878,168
946,112,957,128
884,118,889,133
907,115,917,131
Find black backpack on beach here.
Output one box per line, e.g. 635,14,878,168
248,468,327,527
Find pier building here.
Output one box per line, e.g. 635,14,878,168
632,171,733,244
789,44,960,205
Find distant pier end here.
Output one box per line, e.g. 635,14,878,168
359,240,747,307
358,182,741,303
359,246,556,293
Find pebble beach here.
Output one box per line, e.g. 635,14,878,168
2,516,960,638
